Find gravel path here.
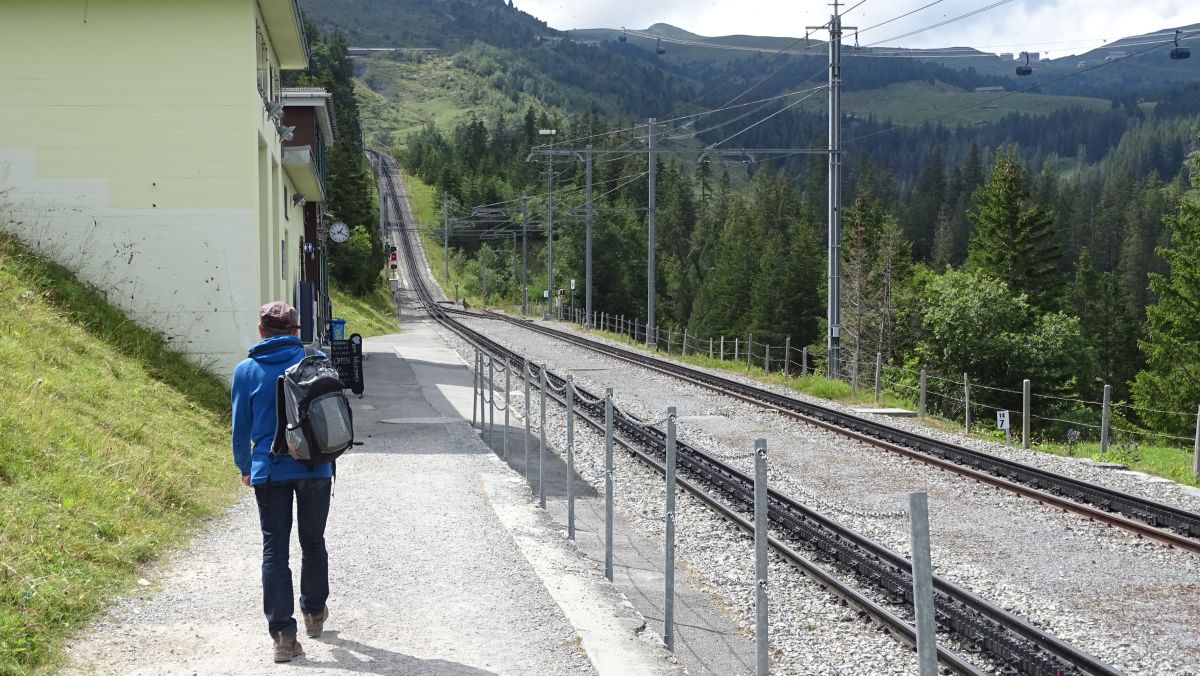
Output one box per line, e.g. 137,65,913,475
456,314,1200,674
58,321,666,676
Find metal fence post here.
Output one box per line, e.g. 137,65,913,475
668,327,673,355
754,438,768,676
963,373,971,434
909,492,937,676
747,333,753,370
720,336,725,360
478,355,487,430
503,358,510,458
1022,379,1031,449
683,329,689,355
605,388,614,582
524,363,531,478
764,344,770,373
709,337,714,359
1193,404,1200,478
539,367,548,509
919,369,927,418
734,338,739,362
488,355,495,442
664,407,677,653
802,346,808,376
784,337,791,376
472,348,479,427
874,352,882,403
567,376,576,540
1100,383,1112,458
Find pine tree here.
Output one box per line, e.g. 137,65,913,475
1131,173,1200,434
966,148,1061,308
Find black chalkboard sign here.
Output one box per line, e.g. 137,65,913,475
329,333,364,396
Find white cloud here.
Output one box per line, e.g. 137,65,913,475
517,0,1197,57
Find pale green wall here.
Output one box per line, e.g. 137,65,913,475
0,0,307,378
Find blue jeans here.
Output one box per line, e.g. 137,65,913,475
253,477,332,638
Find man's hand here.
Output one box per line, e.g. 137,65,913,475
241,475,251,487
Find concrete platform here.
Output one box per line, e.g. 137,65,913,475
60,317,682,675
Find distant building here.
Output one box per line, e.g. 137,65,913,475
974,86,1006,92
347,47,441,59
998,52,1014,60
1028,52,1040,62
0,0,312,378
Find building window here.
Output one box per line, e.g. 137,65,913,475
256,24,278,103
284,187,289,220
281,237,287,281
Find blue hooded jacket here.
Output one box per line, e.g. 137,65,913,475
231,335,334,485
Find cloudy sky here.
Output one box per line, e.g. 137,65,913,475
515,0,1195,58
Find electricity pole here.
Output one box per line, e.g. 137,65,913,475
810,2,850,378
647,117,657,343
540,129,557,320
585,145,594,327
521,195,529,315
828,5,843,379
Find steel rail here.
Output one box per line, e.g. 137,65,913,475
473,310,1200,555
374,151,1116,676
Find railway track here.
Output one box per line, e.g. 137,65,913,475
371,150,1119,675
468,309,1200,556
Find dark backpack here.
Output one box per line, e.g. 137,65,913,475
272,346,354,468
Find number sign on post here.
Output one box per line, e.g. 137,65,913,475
997,410,1011,445
330,333,365,397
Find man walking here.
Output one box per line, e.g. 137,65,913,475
231,302,332,663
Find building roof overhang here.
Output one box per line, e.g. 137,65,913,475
260,0,308,70
282,88,336,143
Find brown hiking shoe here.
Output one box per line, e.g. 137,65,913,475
302,605,329,638
273,633,304,663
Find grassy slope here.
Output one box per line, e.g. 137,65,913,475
356,54,547,151
831,80,1113,126
0,234,237,673
329,278,398,338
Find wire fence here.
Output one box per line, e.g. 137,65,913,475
568,309,1200,462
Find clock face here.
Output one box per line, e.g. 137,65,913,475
330,222,350,243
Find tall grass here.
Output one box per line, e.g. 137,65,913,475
0,233,237,673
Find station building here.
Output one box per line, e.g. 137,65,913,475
0,0,329,378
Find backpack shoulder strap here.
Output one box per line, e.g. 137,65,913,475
304,343,317,358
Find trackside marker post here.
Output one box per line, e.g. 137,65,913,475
909,492,937,676
664,407,677,652
1023,379,1031,449
1100,384,1112,458
605,388,614,582
754,438,768,676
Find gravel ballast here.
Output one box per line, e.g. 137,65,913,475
452,314,1200,674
